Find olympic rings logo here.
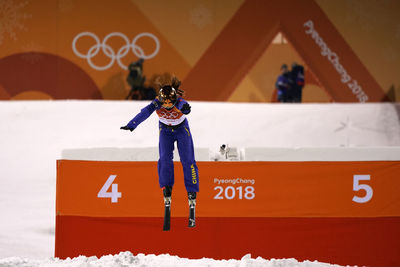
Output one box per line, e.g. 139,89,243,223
72,32,160,71
159,111,179,119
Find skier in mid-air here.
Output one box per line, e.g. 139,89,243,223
120,76,199,231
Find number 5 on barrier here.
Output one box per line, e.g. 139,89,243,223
352,175,373,203
97,175,122,203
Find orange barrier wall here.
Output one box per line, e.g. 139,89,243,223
55,160,400,266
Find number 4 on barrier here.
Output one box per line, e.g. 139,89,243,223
97,175,122,203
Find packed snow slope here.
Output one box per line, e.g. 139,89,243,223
0,100,399,266
0,252,350,267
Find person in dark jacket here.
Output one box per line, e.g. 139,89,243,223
126,58,146,100
290,62,305,103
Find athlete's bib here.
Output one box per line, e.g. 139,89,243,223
156,107,186,126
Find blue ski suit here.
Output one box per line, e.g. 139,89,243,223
126,97,199,193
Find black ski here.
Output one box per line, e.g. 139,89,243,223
188,192,196,228
163,198,171,231
162,186,172,231
188,204,195,227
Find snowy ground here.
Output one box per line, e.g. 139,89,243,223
1,100,399,266
0,252,350,267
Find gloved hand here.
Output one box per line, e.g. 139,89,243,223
181,103,191,114
120,125,135,132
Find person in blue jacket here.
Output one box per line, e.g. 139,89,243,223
120,76,199,209
275,64,291,102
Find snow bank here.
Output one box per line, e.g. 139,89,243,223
0,252,348,267
49,101,400,161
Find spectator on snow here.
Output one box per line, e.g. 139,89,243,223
289,62,305,103
275,64,291,102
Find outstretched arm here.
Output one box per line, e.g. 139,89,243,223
121,99,161,131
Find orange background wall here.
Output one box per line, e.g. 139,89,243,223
0,0,399,101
